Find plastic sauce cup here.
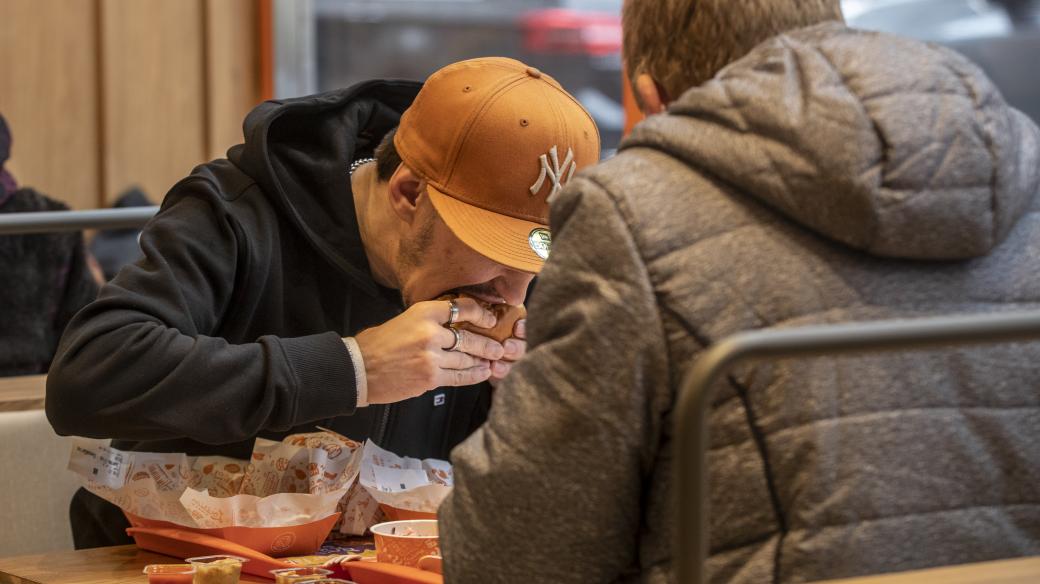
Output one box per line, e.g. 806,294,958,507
143,564,195,584
185,554,248,584
270,567,334,583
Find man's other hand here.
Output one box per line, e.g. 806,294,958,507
490,318,526,384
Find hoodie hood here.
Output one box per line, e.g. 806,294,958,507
229,80,421,293
625,22,1040,260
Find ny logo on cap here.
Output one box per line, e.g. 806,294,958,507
530,145,577,199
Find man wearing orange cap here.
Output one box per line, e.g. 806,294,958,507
46,57,599,547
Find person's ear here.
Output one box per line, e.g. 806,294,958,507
635,73,671,115
387,164,423,224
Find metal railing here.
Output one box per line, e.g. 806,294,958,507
675,309,1040,584
0,206,159,235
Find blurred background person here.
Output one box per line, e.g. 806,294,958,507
0,113,99,377
88,186,150,281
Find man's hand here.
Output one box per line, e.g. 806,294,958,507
490,318,527,383
354,298,506,404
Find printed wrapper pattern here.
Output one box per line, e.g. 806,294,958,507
336,480,385,536
358,440,453,513
68,431,364,529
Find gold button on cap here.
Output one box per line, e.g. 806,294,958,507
526,67,542,78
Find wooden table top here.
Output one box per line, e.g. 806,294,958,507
814,556,1040,584
1,545,1036,584
0,545,268,584
0,374,46,412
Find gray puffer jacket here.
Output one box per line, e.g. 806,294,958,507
441,22,1040,583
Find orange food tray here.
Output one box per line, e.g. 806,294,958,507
378,505,437,522
127,526,443,584
125,512,340,557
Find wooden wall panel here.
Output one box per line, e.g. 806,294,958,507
99,0,207,206
0,0,100,210
1,0,261,210
205,0,262,161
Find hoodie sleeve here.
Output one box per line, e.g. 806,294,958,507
46,179,359,444
49,231,100,358
439,176,671,582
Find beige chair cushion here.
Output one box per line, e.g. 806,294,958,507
0,410,82,556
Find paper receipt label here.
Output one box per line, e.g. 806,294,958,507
69,440,131,489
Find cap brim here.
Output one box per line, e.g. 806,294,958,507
427,185,548,274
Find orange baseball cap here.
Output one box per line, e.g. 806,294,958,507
395,57,601,273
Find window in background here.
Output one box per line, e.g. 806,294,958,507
274,0,623,155
843,0,1040,124
273,0,1038,155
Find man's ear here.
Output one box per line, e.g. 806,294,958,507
635,73,670,115
387,164,423,225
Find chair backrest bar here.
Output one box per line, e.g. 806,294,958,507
675,309,1040,584
0,206,159,235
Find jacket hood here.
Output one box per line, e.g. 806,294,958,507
229,80,421,293
624,22,1040,259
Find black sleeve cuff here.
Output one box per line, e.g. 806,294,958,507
279,331,358,424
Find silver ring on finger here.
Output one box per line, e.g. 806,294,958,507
446,327,463,352
446,299,460,326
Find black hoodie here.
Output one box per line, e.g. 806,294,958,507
46,81,492,547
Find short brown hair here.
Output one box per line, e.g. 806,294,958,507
622,0,843,106
374,127,402,182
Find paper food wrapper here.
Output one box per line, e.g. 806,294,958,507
336,480,384,536
68,431,363,530
358,440,453,515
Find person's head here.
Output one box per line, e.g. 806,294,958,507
0,113,16,199
623,0,843,114
372,57,600,306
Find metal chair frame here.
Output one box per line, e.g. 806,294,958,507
675,310,1040,583
0,206,158,235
